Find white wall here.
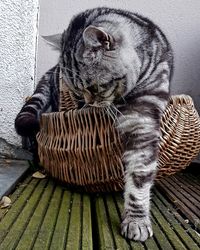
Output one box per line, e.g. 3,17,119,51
0,0,39,157
37,0,200,115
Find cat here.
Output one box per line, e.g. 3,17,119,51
15,7,173,241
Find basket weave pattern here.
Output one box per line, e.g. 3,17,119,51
37,77,200,192
158,95,200,179
37,109,124,192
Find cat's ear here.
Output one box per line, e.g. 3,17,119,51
83,25,109,47
41,34,62,50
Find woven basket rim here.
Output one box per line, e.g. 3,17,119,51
41,106,109,116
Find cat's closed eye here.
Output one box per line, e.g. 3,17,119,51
104,41,111,50
78,60,85,66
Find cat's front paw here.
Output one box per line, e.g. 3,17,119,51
15,113,40,136
121,212,153,241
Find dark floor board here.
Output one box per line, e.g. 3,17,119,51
158,174,200,230
183,174,200,190
165,177,200,210
172,175,200,202
158,180,199,227
154,188,200,247
153,190,199,250
178,173,200,193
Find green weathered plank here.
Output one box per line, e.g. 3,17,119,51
49,190,72,250
65,193,82,250
32,185,63,250
82,194,93,250
0,176,32,221
0,178,39,244
150,215,173,250
151,199,187,250
0,179,47,250
15,180,55,250
105,195,130,249
153,189,199,250
95,195,115,249
144,235,160,250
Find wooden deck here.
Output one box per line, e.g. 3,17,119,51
0,170,199,250
158,172,200,231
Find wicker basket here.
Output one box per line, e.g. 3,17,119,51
37,77,200,192
158,95,200,179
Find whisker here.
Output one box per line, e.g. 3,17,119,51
121,96,127,104
111,104,125,118
105,106,120,124
104,106,115,121
102,53,118,59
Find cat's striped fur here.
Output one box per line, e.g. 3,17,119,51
15,7,173,241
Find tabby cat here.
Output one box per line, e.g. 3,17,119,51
15,7,173,241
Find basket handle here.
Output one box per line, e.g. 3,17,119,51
169,94,193,107
59,70,78,112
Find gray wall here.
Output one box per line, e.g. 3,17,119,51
37,0,200,115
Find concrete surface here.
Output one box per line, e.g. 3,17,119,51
0,159,29,198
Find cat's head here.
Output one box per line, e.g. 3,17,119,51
43,24,139,106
